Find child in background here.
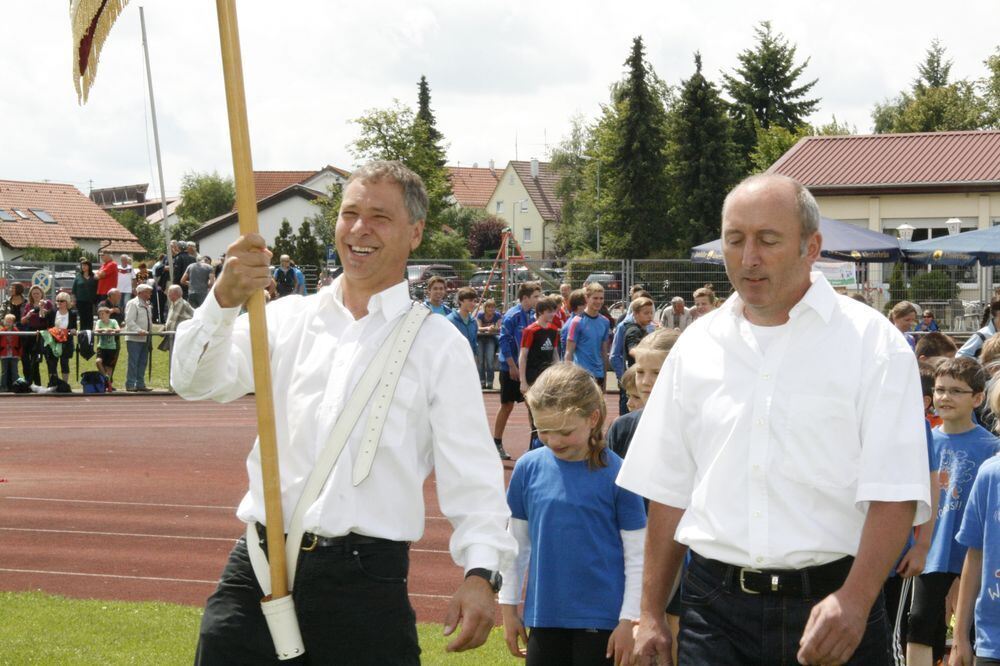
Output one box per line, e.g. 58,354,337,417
501,363,646,666
476,298,502,390
0,313,20,391
950,380,1000,665
907,357,1000,666
519,296,561,451
619,366,642,413
918,360,943,428
94,306,120,388
559,289,587,360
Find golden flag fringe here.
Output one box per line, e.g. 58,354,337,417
70,0,130,103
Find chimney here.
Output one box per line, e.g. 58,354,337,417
472,162,478,169
489,159,495,175
530,158,539,179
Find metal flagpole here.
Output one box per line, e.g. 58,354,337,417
138,7,173,283
215,0,303,659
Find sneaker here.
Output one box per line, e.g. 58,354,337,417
125,387,137,392
136,386,153,392
495,443,512,461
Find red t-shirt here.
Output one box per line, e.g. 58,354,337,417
97,260,118,296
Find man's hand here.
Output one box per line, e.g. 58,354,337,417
796,589,869,665
896,542,927,578
949,636,974,666
631,611,672,665
213,234,273,309
606,619,636,666
500,603,527,659
443,575,495,652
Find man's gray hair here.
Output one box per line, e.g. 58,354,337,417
347,160,429,224
722,173,821,255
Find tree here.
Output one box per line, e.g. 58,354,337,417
601,36,673,258
271,219,296,259
984,48,1000,127
749,115,855,173
293,219,324,268
309,182,343,253
723,21,820,165
468,216,507,258
108,208,164,256
175,171,235,226
437,205,487,240
873,40,988,133
416,75,443,147
550,113,600,257
667,53,741,251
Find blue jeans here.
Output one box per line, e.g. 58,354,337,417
679,553,891,665
476,335,498,386
125,339,149,389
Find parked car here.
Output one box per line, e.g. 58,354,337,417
468,270,499,298
407,264,463,302
0,265,74,298
583,271,624,303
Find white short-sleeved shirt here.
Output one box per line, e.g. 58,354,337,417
617,273,931,569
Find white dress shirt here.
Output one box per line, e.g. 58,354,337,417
617,273,931,570
171,279,516,572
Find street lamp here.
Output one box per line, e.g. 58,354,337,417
945,218,963,236
896,223,915,243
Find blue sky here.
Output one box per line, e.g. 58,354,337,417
2,0,997,198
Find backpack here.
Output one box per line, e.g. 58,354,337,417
80,370,106,394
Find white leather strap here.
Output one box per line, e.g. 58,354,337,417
246,304,429,596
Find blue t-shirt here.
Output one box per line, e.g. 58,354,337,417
955,455,1000,660
507,447,646,630
891,420,940,577
446,310,478,355
926,425,1000,573
567,312,610,379
425,301,452,316
476,310,501,338
559,315,576,360
498,304,534,367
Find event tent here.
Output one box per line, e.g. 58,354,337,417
901,225,1000,266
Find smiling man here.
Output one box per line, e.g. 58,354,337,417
172,161,515,665
618,174,931,666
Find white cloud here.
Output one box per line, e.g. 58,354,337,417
0,0,996,196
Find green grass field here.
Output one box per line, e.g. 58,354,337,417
0,592,518,665
26,333,174,392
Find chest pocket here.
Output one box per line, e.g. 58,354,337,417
380,376,422,448
778,394,860,489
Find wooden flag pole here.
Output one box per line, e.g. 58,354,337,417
215,0,289,604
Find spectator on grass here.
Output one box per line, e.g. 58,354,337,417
94,250,118,301
97,289,124,385
916,310,939,332
117,254,135,310
123,285,153,392
43,292,77,383
171,160,516,663
173,241,196,295
94,306,119,385
0,313,20,391
181,255,215,308
957,299,1000,360
915,331,959,361
19,285,52,386
2,283,26,322
620,174,931,665
161,285,194,351
72,260,98,331
476,298,501,389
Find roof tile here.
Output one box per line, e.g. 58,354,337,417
509,161,562,222
447,166,501,208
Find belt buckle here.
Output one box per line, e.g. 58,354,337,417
739,567,762,594
301,533,319,552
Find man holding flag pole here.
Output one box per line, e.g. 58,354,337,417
72,2,515,663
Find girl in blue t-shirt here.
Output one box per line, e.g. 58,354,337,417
500,363,647,666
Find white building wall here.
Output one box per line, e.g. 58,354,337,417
196,196,321,261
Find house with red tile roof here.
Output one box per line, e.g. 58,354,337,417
0,179,144,261
484,159,563,259
448,165,501,209
769,130,1000,302
191,166,348,261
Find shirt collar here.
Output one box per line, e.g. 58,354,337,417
321,276,411,321
725,271,837,325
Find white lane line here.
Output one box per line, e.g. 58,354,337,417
0,567,217,585
0,527,236,542
2,496,235,510
408,592,453,600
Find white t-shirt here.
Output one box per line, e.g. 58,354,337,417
117,265,135,295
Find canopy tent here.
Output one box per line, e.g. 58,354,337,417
690,217,902,264
901,225,1000,267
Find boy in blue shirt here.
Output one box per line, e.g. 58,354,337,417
423,275,452,316
565,282,610,389
446,287,478,357
559,289,586,361
493,282,541,460
952,454,1000,665
908,357,1000,666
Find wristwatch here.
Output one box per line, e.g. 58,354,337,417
465,568,502,593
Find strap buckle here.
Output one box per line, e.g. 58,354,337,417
301,533,319,552
739,567,762,594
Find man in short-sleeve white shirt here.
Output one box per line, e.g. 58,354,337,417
618,174,930,666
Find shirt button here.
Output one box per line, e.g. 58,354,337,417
762,373,770,380
756,557,764,564
753,511,761,517
755,419,765,426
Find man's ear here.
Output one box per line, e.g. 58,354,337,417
410,219,425,251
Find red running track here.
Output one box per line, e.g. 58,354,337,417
0,393,621,623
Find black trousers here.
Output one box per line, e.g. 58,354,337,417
908,571,960,661
526,627,612,666
195,536,420,665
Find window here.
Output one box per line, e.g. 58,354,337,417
30,209,56,223
520,200,529,213
509,173,515,185
12,208,28,219
495,200,503,214
523,227,532,243
0,210,14,222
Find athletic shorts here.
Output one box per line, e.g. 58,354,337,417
98,348,119,365
499,370,524,404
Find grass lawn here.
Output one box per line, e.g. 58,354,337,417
0,592,518,665
29,332,174,392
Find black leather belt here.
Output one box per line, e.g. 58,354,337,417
690,551,854,597
254,523,400,551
